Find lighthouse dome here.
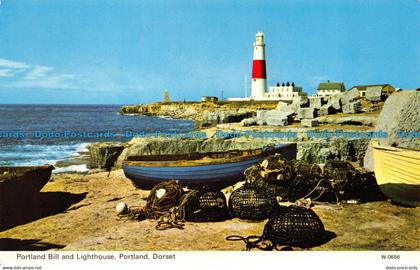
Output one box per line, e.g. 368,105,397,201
255,32,265,45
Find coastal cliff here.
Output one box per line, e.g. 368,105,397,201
119,101,278,122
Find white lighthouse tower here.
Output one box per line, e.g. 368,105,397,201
251,32,267,100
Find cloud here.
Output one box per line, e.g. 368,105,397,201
0,58,29,69
0,69,14,77
14,73,79,90
0,57,144,92
0,58,81,90
24,65,53,80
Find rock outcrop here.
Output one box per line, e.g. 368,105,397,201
364,90,420,171
309,97,323,109
342,100,362,114
340,88,360,105
120,101,277,122
298,138,369,164
366,86,383,102
88,142,126,169
201,110,255,127
298,108,317,119
301,119,319,127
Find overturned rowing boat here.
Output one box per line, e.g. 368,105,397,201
123,143,297,189
0,165,54,201
372,141,420,207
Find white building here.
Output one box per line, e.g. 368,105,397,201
316,81,345,97
265,82,307,101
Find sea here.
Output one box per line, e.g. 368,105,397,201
0,104,194,172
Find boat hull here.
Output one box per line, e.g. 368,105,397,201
0,165,54,201
372,141,420,207
123,143,296,189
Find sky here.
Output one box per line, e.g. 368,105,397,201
0,0,418,104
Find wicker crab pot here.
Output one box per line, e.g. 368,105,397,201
263,206,329,248
183,188,230,222
226,205,335,250
229,183,278,220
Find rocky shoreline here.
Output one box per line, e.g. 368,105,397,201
1,91,418,251
86,90,417,173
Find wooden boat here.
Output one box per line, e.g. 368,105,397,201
372,141,420,207
0,165,55,200
123,143,297,189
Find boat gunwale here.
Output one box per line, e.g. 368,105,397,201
0,165,54,173
371,140,420,153
123,153,266,167
123,145,295,167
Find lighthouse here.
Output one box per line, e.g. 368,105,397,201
251,32,267,100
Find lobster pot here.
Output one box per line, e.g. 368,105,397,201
259,155,295,183
339,172,385,201
323,160,359,184
263,206,326,248
184,189,230,222
291,160,322,180
287,176,336,202
229,184,277,220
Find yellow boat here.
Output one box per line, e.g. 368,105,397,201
372,141,420,207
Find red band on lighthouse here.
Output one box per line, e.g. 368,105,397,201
252,60,266,79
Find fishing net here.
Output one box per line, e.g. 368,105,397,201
183,187,230,222
227,206,333,250
126,180,183,221
228,183,278,220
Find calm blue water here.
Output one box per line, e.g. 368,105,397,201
0,105,194,168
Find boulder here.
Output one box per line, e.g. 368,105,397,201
337,116,377,126
276,101,289,111
202,110,255,127
309,97,323,109
257,109,294,125
366,86,383,102
298,108,317,119
88,142,126,169
327,95,342,111
342,100,362,114
258,109,294,119
256,119,267,126
341,88,360,105
266,117,289,126
301,119,319,127
292,96,309,108
364,90,420,171
240,117,258,127
318,104,334,116
276,102,296,115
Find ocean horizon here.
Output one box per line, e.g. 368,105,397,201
0,104,194,171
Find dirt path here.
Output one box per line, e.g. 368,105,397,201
0,170,418,251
